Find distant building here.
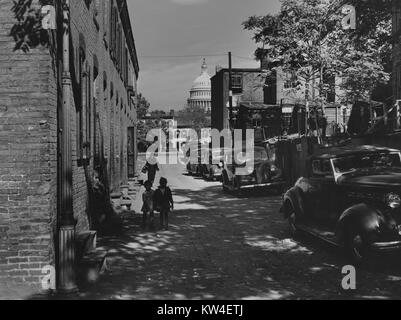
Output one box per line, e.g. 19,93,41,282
211,68,265,131
188,59,212,112
237,103,282,141
263,61,351,134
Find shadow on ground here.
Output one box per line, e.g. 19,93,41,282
27,182,401,300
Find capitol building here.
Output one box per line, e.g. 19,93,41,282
187,59,211,112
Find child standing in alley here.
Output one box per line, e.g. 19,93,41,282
141,180,155,229
154,177,174,230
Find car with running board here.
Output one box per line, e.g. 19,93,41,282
281,145,401,263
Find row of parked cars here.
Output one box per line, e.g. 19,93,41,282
186,144,287,192
186,142,401,264
186,147,227,181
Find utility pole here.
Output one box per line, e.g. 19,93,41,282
228,52,233,130
58,0,78,294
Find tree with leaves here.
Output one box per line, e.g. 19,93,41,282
176,105,211,136
243,0,391,107
137,93,151,119
10,0,56,52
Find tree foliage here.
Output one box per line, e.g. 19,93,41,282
10,0,55,52
243,0,392,104
176,105,211,136
136,93,151,119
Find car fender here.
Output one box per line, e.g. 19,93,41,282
336,203,384,244
281,187,305,219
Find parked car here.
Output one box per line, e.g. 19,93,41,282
281,145,401,263
186,145,209,176
201,148,230,181
222,144,285,194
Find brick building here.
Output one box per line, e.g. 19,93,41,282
264,66,351,132
0,0,139,289
211,68,265,131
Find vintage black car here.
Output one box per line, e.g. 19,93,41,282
281,145,401,263
222,144,286,194
200,148,230,181
186,145,209,176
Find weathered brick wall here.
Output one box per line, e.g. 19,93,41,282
0,0,58,287
69,0,137,231
0,0,138,287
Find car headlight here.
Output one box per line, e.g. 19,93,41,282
385,193,401,209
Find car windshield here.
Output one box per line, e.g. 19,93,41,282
332,152,401,174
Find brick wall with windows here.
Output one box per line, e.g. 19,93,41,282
0,0,139,288
211,68,264,131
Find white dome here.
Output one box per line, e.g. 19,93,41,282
187,59,212,112
191,59,211,91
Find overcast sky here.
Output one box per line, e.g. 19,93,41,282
128,0,281,111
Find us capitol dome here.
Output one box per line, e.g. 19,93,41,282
187,58,211,112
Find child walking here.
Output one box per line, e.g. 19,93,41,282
154,177,174,230
141,180,155,229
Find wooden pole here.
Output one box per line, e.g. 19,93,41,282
228,52,233,130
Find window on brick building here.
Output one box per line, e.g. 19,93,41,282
93,64,100,167
85,67,92,162
102,1,109,46
124,48,128,85
84,0,92,10
77,47,85,166
76,46,92,167
232,74,243,94
110,3,116,60
284,72,298,89
323,72,336,103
